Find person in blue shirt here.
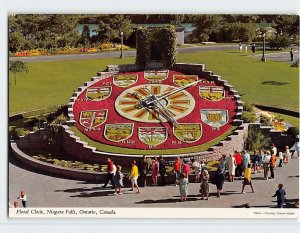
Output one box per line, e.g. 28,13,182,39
272,183,286,208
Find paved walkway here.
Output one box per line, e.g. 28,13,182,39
8,45,237,63
255,51,299,63
9,152,299,208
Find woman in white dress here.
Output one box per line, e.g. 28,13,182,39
227,153,237,182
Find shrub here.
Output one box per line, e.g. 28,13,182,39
52,114,68,125
242,111,258,123
269,35,291,50
14,128,30,137
286,126,299,138
260,115,272,126
246,125,271,150
243,101,254,112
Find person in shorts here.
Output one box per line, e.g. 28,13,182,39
129,160,140,194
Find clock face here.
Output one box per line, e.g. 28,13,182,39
72,70,238,153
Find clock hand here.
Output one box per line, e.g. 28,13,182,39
146,80,200,106
143,87,180,128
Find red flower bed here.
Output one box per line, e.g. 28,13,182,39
72,70,238,151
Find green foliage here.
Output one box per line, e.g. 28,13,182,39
77,24,90,47
275,15,299,37
9,60,29,85
14,127,30,137
243,101,254,112
247,125,271,150
135,27,176,68
93,15,133,43
135,28,150,67
9,14,81,52
52,114,68,125
43,125,64,153
242,111,258,123
269,34,291,49
260,115,272,126
227,22,257,42
159,27,177,68
192,15,224,42
286,126,299,138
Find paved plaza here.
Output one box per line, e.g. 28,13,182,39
9,152,299,208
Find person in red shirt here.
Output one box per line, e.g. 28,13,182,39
234,151,243,179
102,158,115,188
173,157,181,186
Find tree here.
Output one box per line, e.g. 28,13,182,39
78,24,91,47
9,61,29,85
94,15,133,43
228,22,257,42
246,125,271,150
192,15,224,42
269,34,291,49
275,15,299,37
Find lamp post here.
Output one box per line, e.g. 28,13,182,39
261,33,266,62
120,31,124,59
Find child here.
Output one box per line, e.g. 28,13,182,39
113,165,124,195
200,169,210,200
18,191,27,208
177,173,188,202
272,183,286,208
278,152,283,167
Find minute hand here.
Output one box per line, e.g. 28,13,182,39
147,80,200,106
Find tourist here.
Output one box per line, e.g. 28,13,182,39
113,165,124,195
13,202,19,208
271,143,277,156
129,160,140,194
183,160,191,181
213,168,225,198
272,183,286,208
191,158,201,182
241,164,255,194
263,151,271,180
269,150,276,179
252,149,259,173
244,44,248,54
18,191,27,208
234,151,243,179
257,149,264,173
242,150,250,172
284,146,291,164
159,156,166,186
173,157,181,186
138,155,150,187
200,169,210,200
290,48,294,61
151,157,159,186
251,44,256,55
238,42,242,53
102,158,115,188
278,152,284,167
177,173,189,202
218,154,227,175
227,153,237,182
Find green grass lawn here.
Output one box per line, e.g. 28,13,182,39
9,50,299,115
9,57,135,115
177,50,299,111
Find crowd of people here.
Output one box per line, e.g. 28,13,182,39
9,142,298,209
100,142,298,207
